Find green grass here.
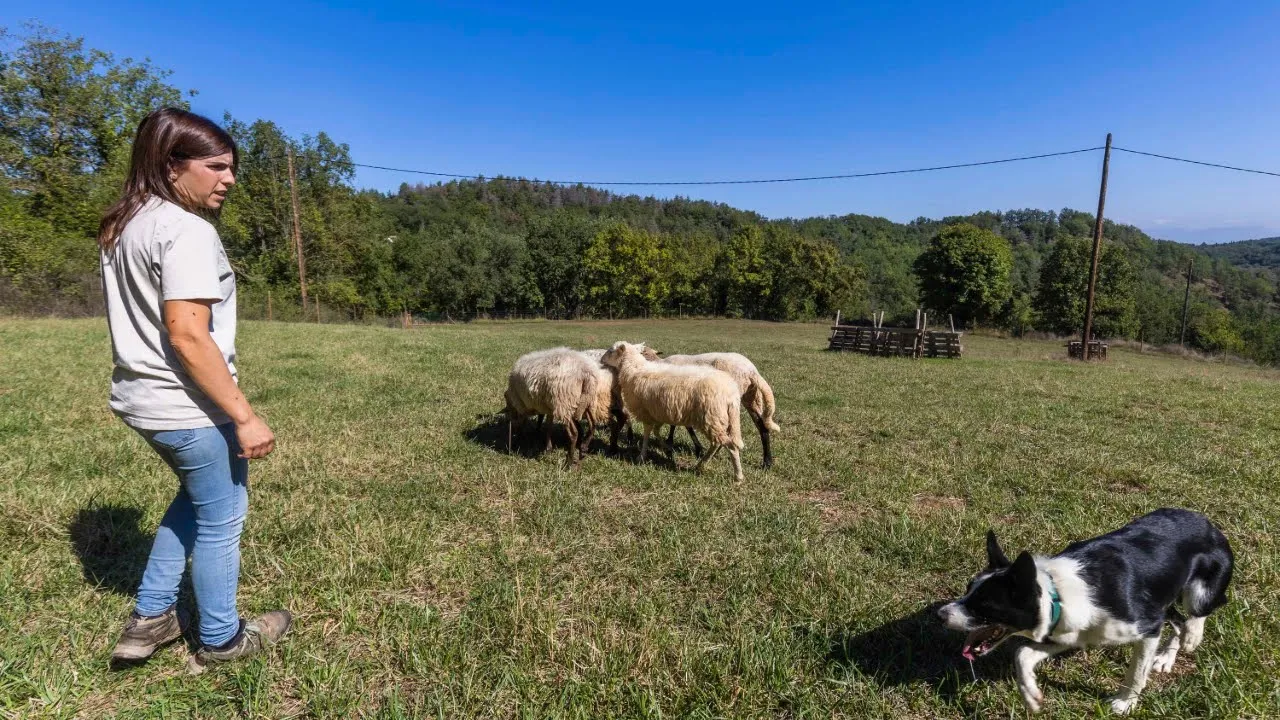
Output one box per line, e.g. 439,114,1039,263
1,318,1278,719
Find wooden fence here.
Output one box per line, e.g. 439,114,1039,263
1066,340,1109,360
827,324,963,358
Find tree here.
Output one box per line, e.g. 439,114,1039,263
581,222,670,317
1033,236,1137,338
0,23,186,307
912,223,1013,327
526,213,596,317
721,226,772,318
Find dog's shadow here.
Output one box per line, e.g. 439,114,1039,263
820,602,1018,701
820,603,1093,709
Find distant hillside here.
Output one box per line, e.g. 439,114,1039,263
1198,237,1280,271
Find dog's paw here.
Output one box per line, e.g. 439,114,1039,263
1152,650,1178,674
1019,687,1044,713
1109,695,1139,715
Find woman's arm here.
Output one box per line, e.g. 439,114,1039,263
164,299,275,459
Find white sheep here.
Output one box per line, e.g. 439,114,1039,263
641,348,781,468
503,347,606,467
526,349,629,451
601,341,744,481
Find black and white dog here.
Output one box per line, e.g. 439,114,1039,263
937,508,1233,714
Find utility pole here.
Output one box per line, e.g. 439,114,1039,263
1080,133,1112,360
1180,259,1194,346
287,148,308,310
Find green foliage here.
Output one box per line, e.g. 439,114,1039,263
1191,307,1245,355
912,223,1013,327
582,223,670,317
1033,236,1137,339
1200,236,1280,270
0,22,186,307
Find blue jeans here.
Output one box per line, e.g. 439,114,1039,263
133,423,248,647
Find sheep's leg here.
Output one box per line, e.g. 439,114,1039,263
507,418,513,452
727,445,744,482
750,411,772,469
608,411,621,451
686,427,704,456
565,420,580,467
694,444,722,474
544,418,554,453
639,424,653,463
665,424,677,453
577,417,593,455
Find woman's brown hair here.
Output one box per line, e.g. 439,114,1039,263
97,107,238,251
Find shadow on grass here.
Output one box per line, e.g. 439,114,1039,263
822,603,1017,701
463,414,660,466
463,413,546,459
69,501,151,597
70,500,225,664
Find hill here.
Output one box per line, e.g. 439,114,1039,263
1199,236,1280,270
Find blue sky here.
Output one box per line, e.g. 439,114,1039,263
6,0,1280,242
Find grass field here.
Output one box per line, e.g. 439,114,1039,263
2,317,1278,719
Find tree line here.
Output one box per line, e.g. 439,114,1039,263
3,24,1279,363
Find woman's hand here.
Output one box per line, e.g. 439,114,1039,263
236,414,276,459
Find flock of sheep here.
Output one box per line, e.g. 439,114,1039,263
501,341,780,481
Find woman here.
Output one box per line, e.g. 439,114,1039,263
98,108,290,672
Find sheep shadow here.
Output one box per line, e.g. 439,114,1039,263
821,602,1016,702
69,502,151,597
463,414,629,462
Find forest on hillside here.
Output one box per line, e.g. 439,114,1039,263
3,24,1279,363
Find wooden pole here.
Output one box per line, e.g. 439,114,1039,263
1081,133,1112,360
1180,258,1193,346
835,310,841,326
316,297,321,323
267,288,273,321
949,313,955,333
287,148,308,309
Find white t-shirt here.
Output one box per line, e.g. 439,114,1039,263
100,196,238,430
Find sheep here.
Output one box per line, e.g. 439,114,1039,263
578,349,632,451
641,347,780,468
600,341,744,481
503,347,606,467
527,349,630,451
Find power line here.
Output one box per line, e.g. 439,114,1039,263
1112,147,1280,178
339,147,1104,186
240,144,1280,188
247,144,1100,184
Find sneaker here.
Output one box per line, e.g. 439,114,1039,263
110,606,187,667
187,610,292,675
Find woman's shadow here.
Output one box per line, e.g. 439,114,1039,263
68,499,199,664
68,501,150,597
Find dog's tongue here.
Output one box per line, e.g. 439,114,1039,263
961,628,990,660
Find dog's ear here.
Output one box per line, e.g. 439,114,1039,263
1011,551,1038,591
986,530,1011,569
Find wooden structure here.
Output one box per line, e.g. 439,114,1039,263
1066,340,1108,361
828,311,963,358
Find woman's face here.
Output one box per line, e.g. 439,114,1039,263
171,152,236,209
